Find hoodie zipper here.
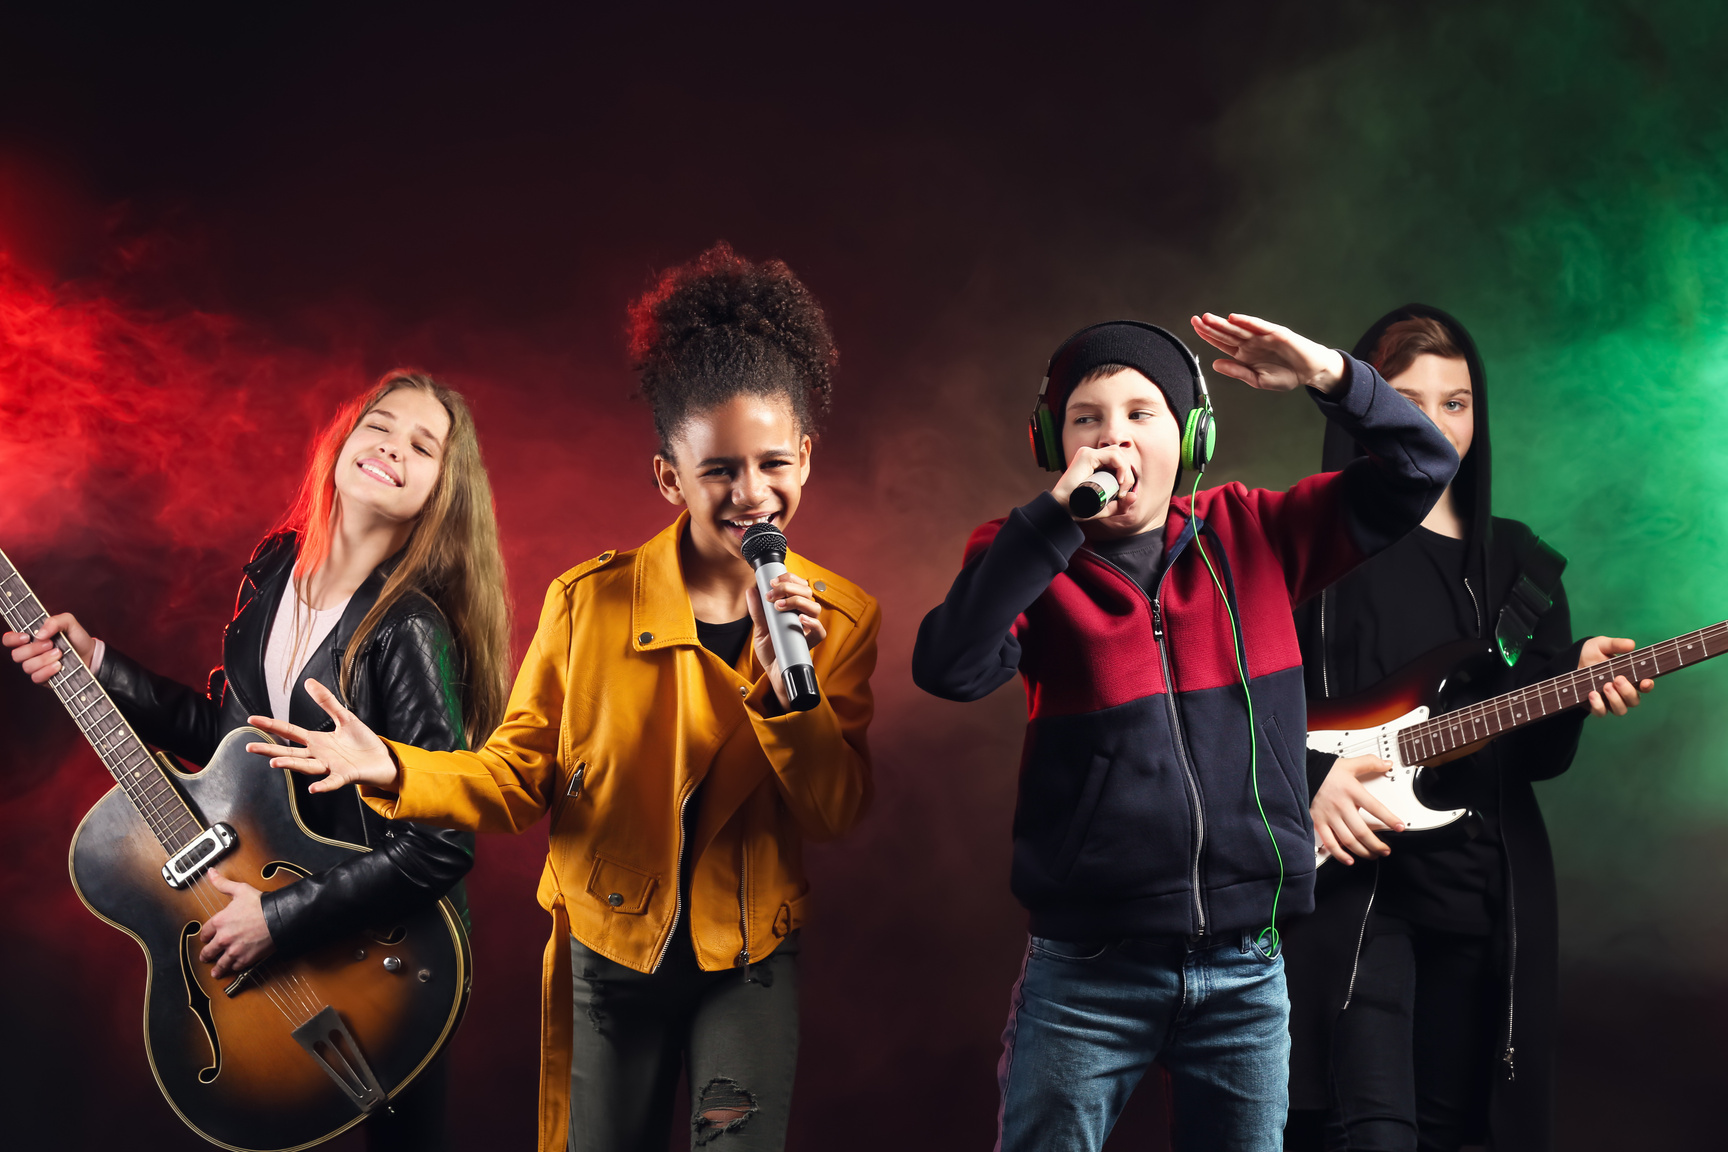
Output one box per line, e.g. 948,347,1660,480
1154,597,1209,936
1086,545,1209,936
1468,573,1517,1080
1464,576,1483,638
1319,587,1332,699
651,784,697,974
1500,769,1518,1081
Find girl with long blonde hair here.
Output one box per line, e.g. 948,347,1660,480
6,370,511,1151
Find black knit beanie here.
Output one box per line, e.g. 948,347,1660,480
1044,321,1199,428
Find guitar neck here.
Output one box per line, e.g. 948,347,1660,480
0,548,201,854
1399,620,1728,765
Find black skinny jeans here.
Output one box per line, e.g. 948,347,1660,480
568,921,801,1152
1324,915,1497,1152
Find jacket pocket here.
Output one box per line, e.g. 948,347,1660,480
585,855,658,915
1256,713,1308,828
1054,753,1114,882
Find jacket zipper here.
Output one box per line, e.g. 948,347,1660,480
651,784,697,974
1340,864,1379,1010
1500,768,1518,1081
735,841,751,976
1083,545,1209,936
1467,574,1518,1077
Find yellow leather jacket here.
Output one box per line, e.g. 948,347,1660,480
363,513,878,1150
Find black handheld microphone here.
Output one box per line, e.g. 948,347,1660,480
1068,470,1121,518
740,523,821,712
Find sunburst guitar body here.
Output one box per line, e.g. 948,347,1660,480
70,730,471,1150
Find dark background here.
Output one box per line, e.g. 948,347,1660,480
2,3,1725,1148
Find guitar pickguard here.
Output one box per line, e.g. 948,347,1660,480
1308,705,1468,866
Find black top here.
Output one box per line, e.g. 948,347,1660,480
696,615,753,669
1343,526,1503,934
1086,525,1167,594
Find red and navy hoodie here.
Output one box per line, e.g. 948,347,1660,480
911,355,1459,940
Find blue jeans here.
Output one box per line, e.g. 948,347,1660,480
996,932,1290,1152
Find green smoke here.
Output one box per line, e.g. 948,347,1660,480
1207,0,1728,974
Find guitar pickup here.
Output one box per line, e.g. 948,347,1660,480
161,823,238,889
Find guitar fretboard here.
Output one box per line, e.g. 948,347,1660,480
1398,620,1728,765
0,549,202,854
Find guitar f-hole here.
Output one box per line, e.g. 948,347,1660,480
178,922,222,1084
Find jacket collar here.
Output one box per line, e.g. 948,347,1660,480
632,513,702,652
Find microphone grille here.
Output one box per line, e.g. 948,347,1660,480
740,522,788,565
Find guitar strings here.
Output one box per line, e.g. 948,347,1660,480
1397,622,1728,763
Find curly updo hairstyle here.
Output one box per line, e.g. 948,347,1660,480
629,242,836,456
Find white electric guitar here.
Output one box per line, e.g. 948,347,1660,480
1308,621,1728,865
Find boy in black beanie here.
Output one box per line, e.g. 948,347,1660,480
913,312,1458,1151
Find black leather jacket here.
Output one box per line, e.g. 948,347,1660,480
97,531,474,958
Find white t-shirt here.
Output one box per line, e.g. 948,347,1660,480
263,587,352,722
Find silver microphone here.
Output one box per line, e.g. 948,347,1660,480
739,524,821,712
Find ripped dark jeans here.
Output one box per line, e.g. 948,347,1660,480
568,921,800,1152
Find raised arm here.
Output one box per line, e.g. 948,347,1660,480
1191,313,1458,604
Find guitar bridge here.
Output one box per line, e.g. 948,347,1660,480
161,823,238,889
291,1005,387,1114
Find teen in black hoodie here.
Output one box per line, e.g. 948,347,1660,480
1283,305,1651,1152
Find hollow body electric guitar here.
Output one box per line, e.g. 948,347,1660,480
0,549,471,1151
1307,620,1728,866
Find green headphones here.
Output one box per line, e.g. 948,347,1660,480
1028,321,1216,475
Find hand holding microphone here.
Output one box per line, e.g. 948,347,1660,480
1052,446,1135,520
741,523,825,711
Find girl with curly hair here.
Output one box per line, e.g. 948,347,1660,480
248,243,881,1152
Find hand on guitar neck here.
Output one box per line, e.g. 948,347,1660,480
3,612,97,681
245,678,404,794
1577,636,1654,715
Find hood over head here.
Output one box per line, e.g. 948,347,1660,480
1326,303,1494,619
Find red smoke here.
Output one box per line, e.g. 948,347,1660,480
0,241,558,1148
0,211,1163,1146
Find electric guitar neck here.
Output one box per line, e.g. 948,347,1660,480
1394,620,1728,767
